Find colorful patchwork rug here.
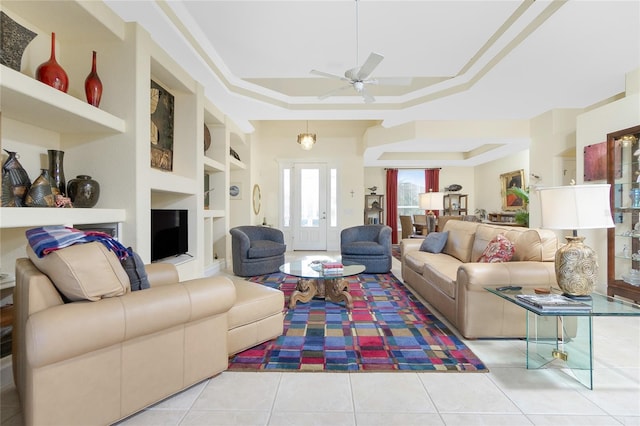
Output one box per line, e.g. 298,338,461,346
228,272,487,372
392,244,401,260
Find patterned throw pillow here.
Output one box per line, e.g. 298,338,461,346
477,234,515,263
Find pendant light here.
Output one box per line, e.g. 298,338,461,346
297,121,316,150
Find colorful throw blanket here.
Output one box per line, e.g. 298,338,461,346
26,226,130,260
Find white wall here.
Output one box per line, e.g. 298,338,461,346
252,120,372,250
474,150,530,216
575,68,640,294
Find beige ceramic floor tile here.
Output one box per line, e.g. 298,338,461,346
117,409,186,426
191,371,281,411
488,367,608,416
272,373,353,413
419,373,520,413
181,410,270,426
439,413,533,425
525,414,624,425
148,380,208,410
355,412,445,426
268,411,355,426
350,372,437,413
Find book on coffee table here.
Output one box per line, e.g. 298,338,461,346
515,294,592,311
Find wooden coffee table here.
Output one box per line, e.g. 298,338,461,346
279,261,365,309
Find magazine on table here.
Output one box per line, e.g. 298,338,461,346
515,294,592,311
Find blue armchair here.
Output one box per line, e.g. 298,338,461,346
230,226,286,277
340,225,392,273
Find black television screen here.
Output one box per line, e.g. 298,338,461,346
151,209,188,261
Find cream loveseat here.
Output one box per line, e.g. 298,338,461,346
401,220,560,339
13,242,283,426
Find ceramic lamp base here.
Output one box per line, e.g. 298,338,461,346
555,235,598,296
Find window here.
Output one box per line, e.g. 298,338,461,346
398,170,425,219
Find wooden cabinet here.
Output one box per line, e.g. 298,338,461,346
364,194,384,225
443,193,468,215
607,124,640,303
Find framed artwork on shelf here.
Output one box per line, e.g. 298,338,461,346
584,140,622,181
150,79,174,171
501,169,525,211
230,182,242,200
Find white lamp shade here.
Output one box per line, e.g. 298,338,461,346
419,192,444,211
538,184,614,230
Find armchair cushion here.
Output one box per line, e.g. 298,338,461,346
248,240,287,259
26,242,130,302
341,241,387,255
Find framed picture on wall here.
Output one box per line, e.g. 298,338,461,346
501,169,525,211
150,79,174,171
584,140,622,181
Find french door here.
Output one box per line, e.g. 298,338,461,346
292,163,328,250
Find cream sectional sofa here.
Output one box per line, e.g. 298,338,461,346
401,220,560,339
13,243,283,426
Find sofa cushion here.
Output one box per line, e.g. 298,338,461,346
248,240,286,259
419,231,449,253
342,241,386,256
27,242,130,302
121,248,150,291
442,220,477,262
477,234,515,263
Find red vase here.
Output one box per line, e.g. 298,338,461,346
84,51,103,107
35,32,68,93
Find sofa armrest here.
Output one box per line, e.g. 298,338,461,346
457,261,557,291
25,276,236,368
400,238,422,258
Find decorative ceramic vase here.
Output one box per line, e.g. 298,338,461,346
25,169,56,207
204,124,211,153
84,50,102,107
35,32,68,93
0,12,37,71
47,149,65,196
1,149,31,206
555,236,598,296
67,175,100,208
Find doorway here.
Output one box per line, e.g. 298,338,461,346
292,163,328,250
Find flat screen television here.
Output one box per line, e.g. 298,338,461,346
151,209,188,262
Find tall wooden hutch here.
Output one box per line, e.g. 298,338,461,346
607,124,640,303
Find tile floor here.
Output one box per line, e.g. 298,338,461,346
1,252,639,425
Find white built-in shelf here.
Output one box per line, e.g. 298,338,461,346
149,169,197,195
0,66,126,135
203,157,225,173
203,209,225,219
229,157,246,170
0,207,126,228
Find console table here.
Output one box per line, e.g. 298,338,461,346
486,287,640,389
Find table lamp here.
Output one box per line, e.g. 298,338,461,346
538,184,614,297
419,191,444,234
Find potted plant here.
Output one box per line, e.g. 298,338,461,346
506,186,529,226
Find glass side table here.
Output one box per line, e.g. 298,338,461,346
485,286,640,389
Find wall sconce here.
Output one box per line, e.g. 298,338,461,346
297,121,316,150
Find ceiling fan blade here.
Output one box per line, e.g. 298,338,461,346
356,52,384,81
368,77,413,86
310,69,350,82
318,84,354,100
360,86,376,104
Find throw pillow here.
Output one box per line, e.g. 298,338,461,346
121,248,150,291
26,242,130,301
477,234,515,263
419,231,449,254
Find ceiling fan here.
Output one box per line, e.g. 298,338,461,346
310,1,412,103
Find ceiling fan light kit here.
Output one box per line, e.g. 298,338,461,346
310,0,411,103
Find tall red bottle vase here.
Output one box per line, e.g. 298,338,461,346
35,32,68,93
84,51,103,107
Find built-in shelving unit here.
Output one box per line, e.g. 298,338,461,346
0,0,248,280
